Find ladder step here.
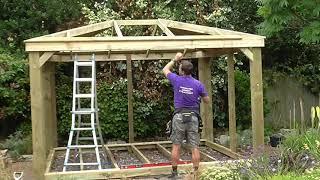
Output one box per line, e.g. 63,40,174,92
78,137,101,140
75,61,93,66
65,163,99,166
80,123,97,126
74,94,93,98
72,127,93,131
72,108,96,114
68,145,97,148
75,78,93,82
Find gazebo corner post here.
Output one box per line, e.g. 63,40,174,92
227,53,237,152
29,52,57,179
249,48,264,152
198,56,214,141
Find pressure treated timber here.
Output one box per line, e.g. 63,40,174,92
240,48,254,61
156,143,172,159
227,54,237,152
44,21,114,37
113,21,123,37
116,19,157,26
45,150,55,175
30,53,57,180
159,19,265,39
157,19,174,36
39,52,55,67
25,36,266,52
127,55,134,143
50,51,225,62
131,145,150,164
105,146,119,169
250,48,264,151
159,19,223,35
198,57,214,141
205,141,241,159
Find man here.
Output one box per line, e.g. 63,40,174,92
163,52,210,178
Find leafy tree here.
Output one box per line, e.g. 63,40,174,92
0,0,92,50
258,0,320,44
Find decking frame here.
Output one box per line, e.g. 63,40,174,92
25,19,265,179
44,139,242,180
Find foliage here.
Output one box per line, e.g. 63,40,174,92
0,48,29,135
0,131,32,159
0,0,92,50
281,129,320,160
258,0,320,44
199,166,240,180
56,72,170,141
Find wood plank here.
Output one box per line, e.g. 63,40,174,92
157,19,174,36
116,19,157,26
39,52,55,67
249,48,264,152
113,21,123,37
29,52,50,180
130,145,150,164
240,48,254,61
105,146,119,169
159,19,265,38
199,151,216,161
45,161,237,180
25,35,242,42
151,24,158,36
198,57,214,141
25,38,264,52
50,51,225,62
45,149,55,173
44,21,114,37
205,140,241,159
227,54,237,152
79,149,84,170
127,54,134,143
46,62,57,149
156,143,172,159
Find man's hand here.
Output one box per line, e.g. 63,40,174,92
163,52,184,77
174,52,183,62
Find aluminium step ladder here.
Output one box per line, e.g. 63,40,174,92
63,54,106,171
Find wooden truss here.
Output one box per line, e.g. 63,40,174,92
25,19,265,179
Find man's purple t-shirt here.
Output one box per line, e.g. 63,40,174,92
167,72,208,109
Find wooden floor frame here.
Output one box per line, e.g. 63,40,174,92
45,139,242,179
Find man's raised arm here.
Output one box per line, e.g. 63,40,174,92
162,52,183,77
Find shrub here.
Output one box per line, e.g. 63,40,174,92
0,131,32,159
0,48,29,136
199,166,240,180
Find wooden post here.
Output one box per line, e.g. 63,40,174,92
249,48,264,151
126,55,134,143
29,52,57,179
198,57,214,141
227,54,237,152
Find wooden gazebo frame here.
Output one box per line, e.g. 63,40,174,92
25,19,265,179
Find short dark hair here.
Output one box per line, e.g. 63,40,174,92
180,60,193,75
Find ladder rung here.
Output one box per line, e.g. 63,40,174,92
68,145,97,148
80,123,97,126
75,78,93,82
65,163,99,166
75,61,93,66
72,109,96,114
74,94,93,98
78,137,101,140
72,127,93,131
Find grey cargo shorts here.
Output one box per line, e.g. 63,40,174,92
170,113,200,148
